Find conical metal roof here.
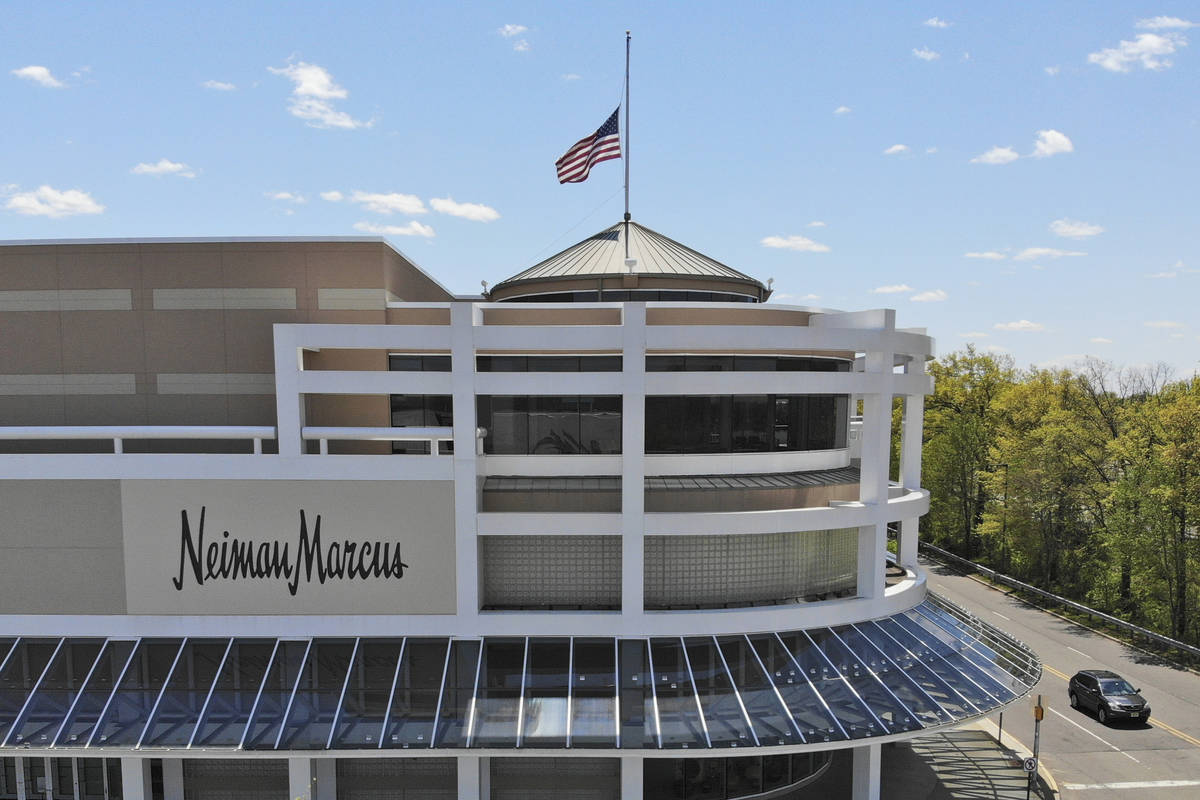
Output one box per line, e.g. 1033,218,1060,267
492,219,764,291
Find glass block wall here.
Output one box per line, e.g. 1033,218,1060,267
481,536,622,609
644,529,858,609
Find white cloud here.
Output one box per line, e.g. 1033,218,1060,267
11,65,65,88
267,191,306,203
1014,247,1085,261
430,197,500,222
1050,218,1103,238
770,292,821,303
1031,129,1074,158
985,345,1009,354
562,73,581,81
760,235,831,253
320,190,344,202
1088,32,1186,72
1136,17,1196,30
131,158,196,178
834,105,852,115
970,146,1019,165
1144,320,1184,329
1045,65,1061,76
5,185,103,217
883,144,910,155
965,251,1006,260
994,320,1046,332
807,220,827,227
498,24,527,37
353,220,435,238
202,80,236,91
911,289,948,302
913,47,940,61
926,146,938,154
1090,337,1113,344
960,331,989,338
268,61,368,129
1148,271,1177,278
871,284,914,294
924,17,951,28
350,191,427,215
513,39,531,52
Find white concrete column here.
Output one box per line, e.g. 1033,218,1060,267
161,758,184,800
119,758,153,800
620,755,643,800
273,326,305,456
288,757,316,800
41,757,54,799
897,361,927,570
851,743,881,800
451,301,481,621
621,303,647,617
312,758,337,800
858,349,894,600
14,757,27,800
456,755,490,800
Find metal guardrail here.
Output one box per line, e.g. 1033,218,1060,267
920,540,1200,661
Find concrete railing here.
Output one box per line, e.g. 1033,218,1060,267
0,425,275,453
920,540,1200,661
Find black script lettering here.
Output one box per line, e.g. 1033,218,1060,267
172,506,410,595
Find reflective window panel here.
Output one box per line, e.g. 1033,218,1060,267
331,638,404,749
520,638,569,748
242,640,310,749
432,640,480,748
569,638,617,748
648,639,707,749
618,639,654,749
471,639,525,748
748,633,846,743
683,638,754,747
383,638,449,749
6,639,104,747
0,639,61,745
55,640,137,747
716,636,798,746
140,638,229,747
278,639,357,749
190,639,276,747
91,639,184,747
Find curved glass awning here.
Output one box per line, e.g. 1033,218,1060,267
0,596,1039,752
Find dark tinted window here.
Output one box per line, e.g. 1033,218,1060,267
645,394,849,455
388,355,451,371
647,356,851,372
478,396,622,455
477,356,622,372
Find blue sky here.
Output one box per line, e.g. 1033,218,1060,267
3,2,1198,376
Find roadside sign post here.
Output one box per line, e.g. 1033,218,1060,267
1028,695,1044,799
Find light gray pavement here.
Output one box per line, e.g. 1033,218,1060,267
784,720,1052,799
922,556,1200,799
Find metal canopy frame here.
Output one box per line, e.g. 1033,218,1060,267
0,599,1039,753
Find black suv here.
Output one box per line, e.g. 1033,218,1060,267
1068,670,1150,724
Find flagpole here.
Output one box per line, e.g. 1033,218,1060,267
623,30,631,258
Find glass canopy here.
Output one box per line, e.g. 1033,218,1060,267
0,597,1039,752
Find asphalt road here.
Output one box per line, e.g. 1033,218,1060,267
921,556,1200,799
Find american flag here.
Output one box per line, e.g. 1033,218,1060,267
555,108,622,184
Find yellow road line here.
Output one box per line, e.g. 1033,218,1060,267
1041,662,1200,748
1150,718,1200,748
1042,664,1071,681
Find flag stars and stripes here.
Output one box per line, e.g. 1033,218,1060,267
555,108,622,183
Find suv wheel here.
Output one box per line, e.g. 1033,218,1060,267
1098,706,1109,724
1069,692,1078,709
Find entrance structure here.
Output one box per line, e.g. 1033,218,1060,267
0,223,1039,799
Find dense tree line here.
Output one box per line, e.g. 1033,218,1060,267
918,347,1200,645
